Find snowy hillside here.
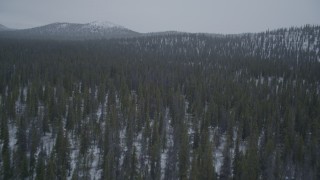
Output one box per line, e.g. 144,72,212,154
0,21,139,40
86,21,124,29
121,25,320,63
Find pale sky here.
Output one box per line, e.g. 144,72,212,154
0,0,319,34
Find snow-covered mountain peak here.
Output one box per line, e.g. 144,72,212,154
87,21,123,29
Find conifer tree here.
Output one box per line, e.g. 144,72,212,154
190,149,200,180
179,123,189,180
1,108,12,179
35,149,46,180
15,117,29,178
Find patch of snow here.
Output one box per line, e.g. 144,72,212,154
59,23,69,28
302,39,309,50
214,134,226,174
239,141,247,153
278,77,284,83
87,21,123,29
96,104,102,120
89,146,102,180
68,134,79,180
160,149,168,179
9,124,17,151
119,127,128,167
41,132,56,155
133,132,142,169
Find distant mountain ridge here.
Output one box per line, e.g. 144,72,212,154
0,21,140,40
0,24,11,31
111,25,320,63
0,22,319,46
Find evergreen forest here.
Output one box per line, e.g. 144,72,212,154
0,25,320,179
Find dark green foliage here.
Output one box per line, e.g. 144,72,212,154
35,149,46,180
54,125,71,180
150,121,161,180
15,117,29,178
220,135,232,180
46,155,56,180
199,129,217,180
179,123,189,180
0,25,319,179
1,108,12,179
233,137,242,180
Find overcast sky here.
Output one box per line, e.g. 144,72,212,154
0,0,319,34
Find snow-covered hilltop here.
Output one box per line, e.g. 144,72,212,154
0,21,139,40
87,21,124,29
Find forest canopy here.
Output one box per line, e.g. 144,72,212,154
0,25,319,179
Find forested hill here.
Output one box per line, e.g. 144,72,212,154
131,25,320,62
0,21,139,40
0,25,319,180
